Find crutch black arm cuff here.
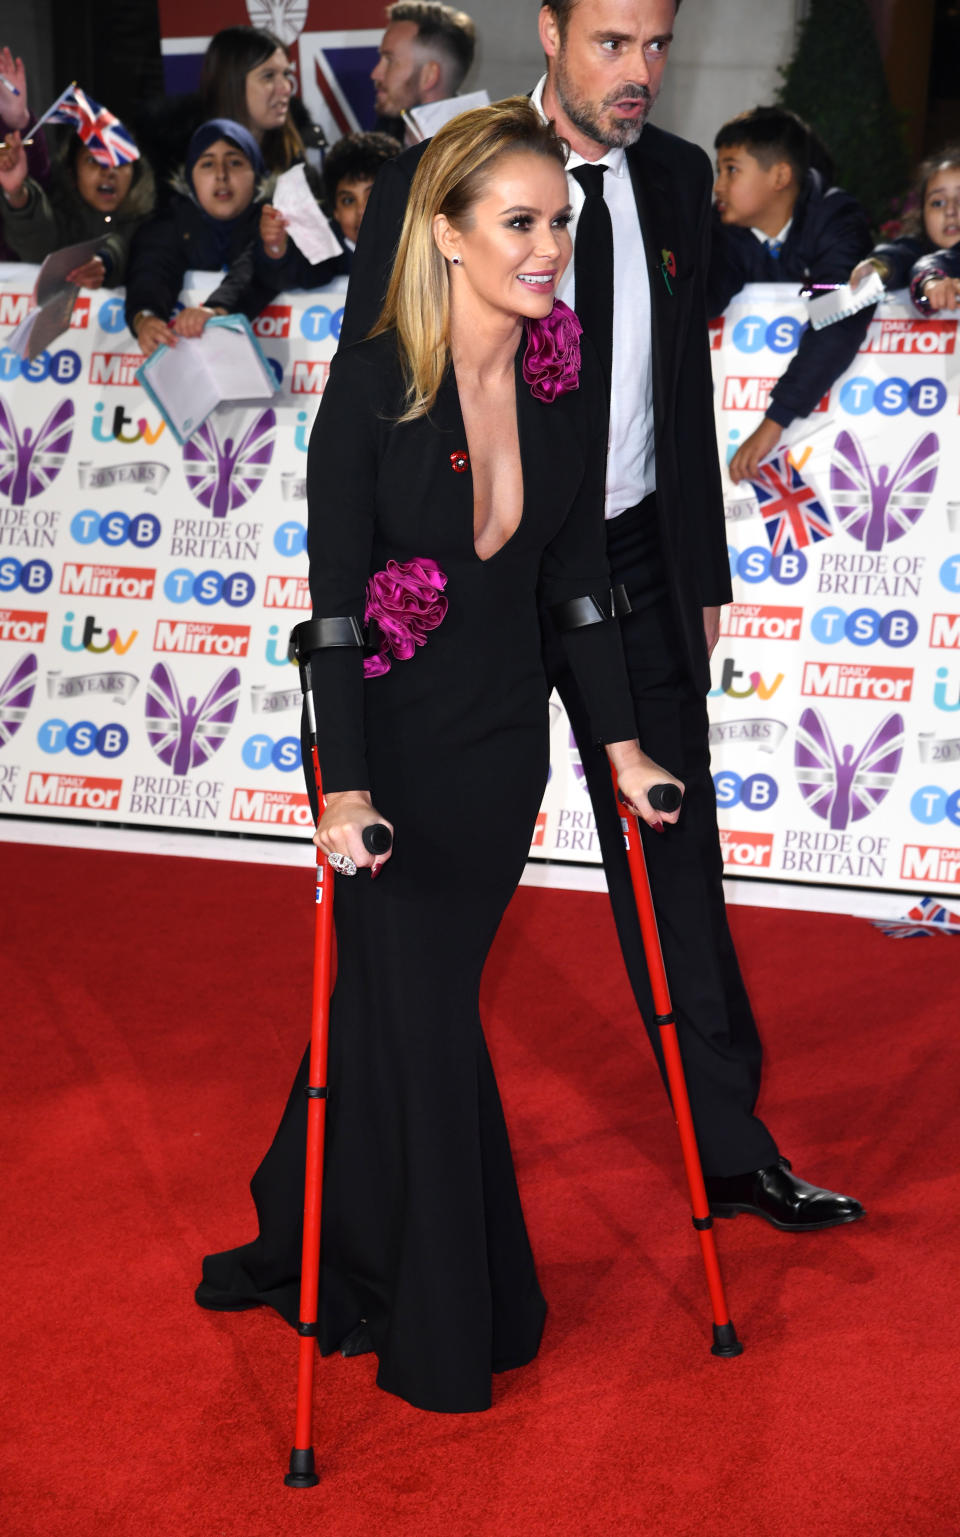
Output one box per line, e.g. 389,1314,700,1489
290,616,365,661
550,584,632,631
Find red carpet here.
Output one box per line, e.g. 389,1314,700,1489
2,841,958,1537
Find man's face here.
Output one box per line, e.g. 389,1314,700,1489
714,146,785,227
540,0,675,151
371,21,425,117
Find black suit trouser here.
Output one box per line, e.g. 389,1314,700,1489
546,498,780,1178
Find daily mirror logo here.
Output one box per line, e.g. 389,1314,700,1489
25,771,122,810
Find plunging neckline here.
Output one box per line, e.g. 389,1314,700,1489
451,348,528,565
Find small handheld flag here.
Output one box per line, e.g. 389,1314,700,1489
28,83,139,168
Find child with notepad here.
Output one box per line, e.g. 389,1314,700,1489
125,118,273,356
255,130,401,291
707,105,874,485
851,146,960,315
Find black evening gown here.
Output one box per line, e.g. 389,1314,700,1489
197,330,637,1413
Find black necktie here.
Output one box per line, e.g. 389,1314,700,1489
570,163,614,390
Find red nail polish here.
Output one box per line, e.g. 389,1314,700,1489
651,820,664,834
370,861,381,881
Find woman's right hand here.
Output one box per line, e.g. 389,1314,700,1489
0,127,27,203
314,790,394,875
135,314,176,356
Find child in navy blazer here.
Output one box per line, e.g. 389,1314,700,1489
707,106,873,484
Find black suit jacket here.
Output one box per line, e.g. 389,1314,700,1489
340,122,731,696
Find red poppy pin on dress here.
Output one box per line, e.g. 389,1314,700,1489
450,450,469,473
661,248,676,294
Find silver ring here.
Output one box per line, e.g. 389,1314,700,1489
328,852,358,877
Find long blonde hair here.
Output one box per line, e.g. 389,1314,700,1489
370,97,568,422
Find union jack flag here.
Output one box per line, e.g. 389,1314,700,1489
750,451,833,556
873,896,960,938
39,84,139,168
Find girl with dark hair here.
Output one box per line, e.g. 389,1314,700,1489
852,145,960,314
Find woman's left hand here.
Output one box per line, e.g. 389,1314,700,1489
606,740,684,832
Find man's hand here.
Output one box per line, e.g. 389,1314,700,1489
703,605,721,659
728,416,782,484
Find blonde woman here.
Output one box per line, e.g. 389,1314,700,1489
197,99,681,1415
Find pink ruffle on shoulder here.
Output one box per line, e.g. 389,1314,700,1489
522,298,582,403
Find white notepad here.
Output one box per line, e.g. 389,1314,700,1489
135,314,276,444
807,269,885,329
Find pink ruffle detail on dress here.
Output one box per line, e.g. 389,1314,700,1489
363,557,448,679
522,298,583,403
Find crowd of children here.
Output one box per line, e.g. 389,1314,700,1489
0,28,400,355
1,31,958,430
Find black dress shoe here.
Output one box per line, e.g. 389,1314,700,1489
339,1321,374,1357
705,1158,865,1231
194,1280,264,1311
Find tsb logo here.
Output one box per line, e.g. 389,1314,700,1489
838,376,946,417
274,521,307,557
810,607,918,648
241,733,301,771
299,304,344,342
909,786,960,826
0,346,82,384
0,558,53,595
732,315,804,354
70,510,161,548
37,719,129,758
163,570,255,606
729,545,807,586
714,771,779,811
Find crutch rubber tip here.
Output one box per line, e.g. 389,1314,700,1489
284,1447,320,1488
710,1321,744,1358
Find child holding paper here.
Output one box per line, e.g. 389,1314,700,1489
851,145,960,314
256,131,401,290
707,105,873,485
0,61,154,287
125,118,274,356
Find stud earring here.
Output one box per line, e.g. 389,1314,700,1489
451,256,461,265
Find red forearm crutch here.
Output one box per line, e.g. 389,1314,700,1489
612,768,743,1359
285,626,391,1488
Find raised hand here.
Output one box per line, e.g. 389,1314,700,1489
0,126,28,203
66,255,106,289
0,48,29,131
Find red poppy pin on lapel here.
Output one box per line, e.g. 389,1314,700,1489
450,450,469,473
661,249,676,294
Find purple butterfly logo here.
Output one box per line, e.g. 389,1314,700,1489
0,399,74,506
794,707,903,830
182,409,276,517
830,429,938,551
144,662,240,773
0,652,38,747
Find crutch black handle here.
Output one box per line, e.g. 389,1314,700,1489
618,783,684,814
362,824,393,856
648,782,683,813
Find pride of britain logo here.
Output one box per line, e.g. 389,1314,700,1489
0,652,38,747
794,707,903,830
182,409,276,517
144,662,240,773
0,400,74,505
830,430,938,551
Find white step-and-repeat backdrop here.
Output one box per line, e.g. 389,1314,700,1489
1,274,957,894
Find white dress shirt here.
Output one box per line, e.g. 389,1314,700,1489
532,75,656,517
